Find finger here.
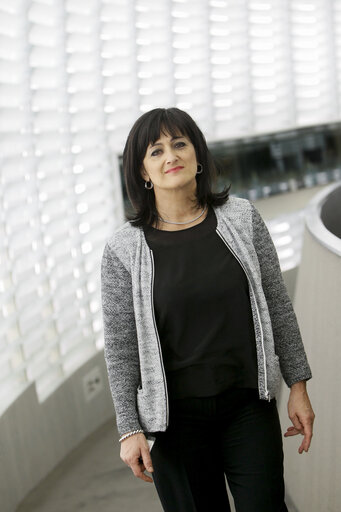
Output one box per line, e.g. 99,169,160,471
299,424,313,454
139,461,146,472
284,427,301,438
131,463,153,483
140,445,154,473
290,414,304,433
138,459,149,474
298,435,309,454
296,409,314,453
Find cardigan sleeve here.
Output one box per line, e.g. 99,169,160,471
101,241,143,437
250,202,312,387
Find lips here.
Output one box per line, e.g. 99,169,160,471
165,166,184,174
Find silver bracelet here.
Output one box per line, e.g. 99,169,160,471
119,429,144,443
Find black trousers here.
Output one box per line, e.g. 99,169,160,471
150,388,288,512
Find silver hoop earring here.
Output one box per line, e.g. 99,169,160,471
196,163,203,174
144,180,154,190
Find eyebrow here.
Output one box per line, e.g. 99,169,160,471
149,136,185,148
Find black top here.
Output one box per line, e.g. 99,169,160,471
143,204,258,400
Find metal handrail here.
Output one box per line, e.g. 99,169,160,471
305,181,341,256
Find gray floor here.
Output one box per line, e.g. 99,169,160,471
16,420,163,512
15,417,239,512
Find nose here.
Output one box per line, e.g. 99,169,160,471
165,146,178,164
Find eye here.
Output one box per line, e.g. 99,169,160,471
175,141,186,148
151,149,161,157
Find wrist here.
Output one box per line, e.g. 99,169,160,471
290,380,307,393
119,429,144,443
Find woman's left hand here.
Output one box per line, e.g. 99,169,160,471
284,380,315,454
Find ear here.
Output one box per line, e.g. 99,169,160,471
140,166,148,181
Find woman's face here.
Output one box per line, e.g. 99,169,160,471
141,131,198,193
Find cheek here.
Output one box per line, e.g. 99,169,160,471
141,158,152,177
188,146,197,160
189,151,198,166
142,161,160,180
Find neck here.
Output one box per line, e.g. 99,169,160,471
154,183,202,222
153,200,208,232
155,208,207,231
158,203,203,221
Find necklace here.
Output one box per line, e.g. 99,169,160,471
158,205,207,225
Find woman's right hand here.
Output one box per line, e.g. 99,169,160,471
120,432,154,483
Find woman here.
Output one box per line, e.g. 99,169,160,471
101,107,315,512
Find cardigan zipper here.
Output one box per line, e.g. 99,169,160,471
216,228,270,401
150,249,170,427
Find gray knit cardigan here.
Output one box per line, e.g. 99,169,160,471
101,196,312,437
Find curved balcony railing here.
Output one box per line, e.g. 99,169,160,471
278,180,341,512
305,181,341,256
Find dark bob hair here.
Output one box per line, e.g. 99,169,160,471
123,107,231,228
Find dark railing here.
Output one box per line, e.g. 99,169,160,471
320,184,341,239
119,121,341,210
209,122,341,200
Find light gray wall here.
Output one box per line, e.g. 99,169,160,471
278,226,341,512
1,352,114,512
